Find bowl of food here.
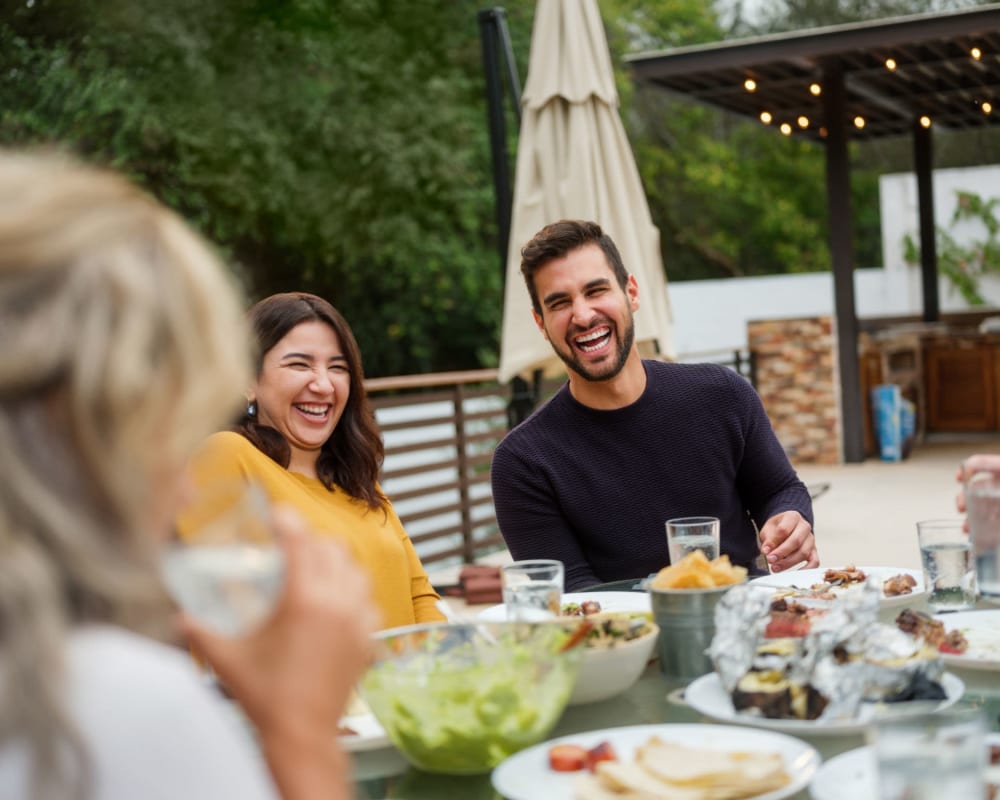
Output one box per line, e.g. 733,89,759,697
566,611,659,705
359,620,586,774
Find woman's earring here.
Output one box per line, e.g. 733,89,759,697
247,399,257,417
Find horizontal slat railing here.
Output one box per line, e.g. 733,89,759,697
366,369,510,569
365,351,754,572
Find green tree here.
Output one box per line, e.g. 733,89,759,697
0,0,533,376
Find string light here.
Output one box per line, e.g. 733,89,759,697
885,58,897,70
971,47,982,60
744,78,757,92
797,115,809,128
759,111,773,124
919,115,931,128
853,116,866,129
983,101,993,115
809,83,822,96
779,122,792,135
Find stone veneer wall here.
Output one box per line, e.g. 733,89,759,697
747,316,841,465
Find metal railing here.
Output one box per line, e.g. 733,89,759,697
366,350,754,571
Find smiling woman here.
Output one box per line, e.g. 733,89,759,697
182,293,445,630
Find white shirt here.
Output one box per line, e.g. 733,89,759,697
0,626,278,800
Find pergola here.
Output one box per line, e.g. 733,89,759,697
627,4,1000,462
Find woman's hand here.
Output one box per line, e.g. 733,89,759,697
180,506,380,800
956,454,1000,513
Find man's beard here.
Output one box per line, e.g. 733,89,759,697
556,313,636,383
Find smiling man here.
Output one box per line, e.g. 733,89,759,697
490,220,818,591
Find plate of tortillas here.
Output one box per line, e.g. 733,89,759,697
491,722,819,800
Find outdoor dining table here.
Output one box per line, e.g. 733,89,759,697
350,596,1000,800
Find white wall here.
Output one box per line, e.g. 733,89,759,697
667,163,1000,356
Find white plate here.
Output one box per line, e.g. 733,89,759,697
685,672,965,737
491,722,820,800
338,712,391,753
932,609,1000,671
750,566,925,608
808,734,1000,800
476,591,651,622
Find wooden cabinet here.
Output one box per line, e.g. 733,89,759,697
924,337,997,431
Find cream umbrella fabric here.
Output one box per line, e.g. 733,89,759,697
497,0,675,384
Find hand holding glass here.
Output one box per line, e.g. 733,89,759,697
163,480,285,637
665,516,720,564
963,458,1000,597
501,559,563,621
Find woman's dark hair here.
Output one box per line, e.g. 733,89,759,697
237,292,386,511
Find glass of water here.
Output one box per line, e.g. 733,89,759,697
869,707,986,800
964,461,1000,598
501,559,564,621
665,516,720,564
164,479,286,637
916,518,977,612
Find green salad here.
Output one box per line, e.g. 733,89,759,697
360,625,581,774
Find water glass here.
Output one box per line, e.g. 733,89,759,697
868,708,986,800
916,518,977,612
163,480,285,637
501,559,564,621
665,516,720,564
964,461,1000,598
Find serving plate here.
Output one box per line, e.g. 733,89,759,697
932,609,1000,671
338,711,391,753
750,566,924,609
491,723,820,800
476,591,651,622
685,671,964,737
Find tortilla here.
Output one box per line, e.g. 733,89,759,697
572,736,790,800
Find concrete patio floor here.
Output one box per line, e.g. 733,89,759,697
796,434,1000,570
432,434,1000,611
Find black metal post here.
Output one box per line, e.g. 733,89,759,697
822,59,865,463
914,120,939,322
478,8,516,273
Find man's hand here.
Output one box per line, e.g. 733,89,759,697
759,510,818,572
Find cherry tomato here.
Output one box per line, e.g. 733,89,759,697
585,740,618,772
548,744,588,772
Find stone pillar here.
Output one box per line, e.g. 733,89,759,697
748,316,841,464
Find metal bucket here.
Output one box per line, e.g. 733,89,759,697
649,584,734,679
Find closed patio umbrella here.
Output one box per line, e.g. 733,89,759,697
498,0,674,384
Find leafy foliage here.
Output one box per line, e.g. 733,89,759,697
903,191,1000,305
1,0,990,373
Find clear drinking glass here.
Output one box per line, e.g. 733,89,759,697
916,518,977,612
963,460,1000,598
665,516,720,563
163,480,286,637
501,559,564,621
868,708,986,800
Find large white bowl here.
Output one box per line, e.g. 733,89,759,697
569,621,659,705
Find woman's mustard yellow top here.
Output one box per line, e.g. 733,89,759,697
183,431,444,630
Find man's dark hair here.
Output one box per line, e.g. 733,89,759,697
519,219,629,315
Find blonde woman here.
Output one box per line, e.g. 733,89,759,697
0,152,378,800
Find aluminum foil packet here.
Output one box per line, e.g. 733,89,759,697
709,577,886,721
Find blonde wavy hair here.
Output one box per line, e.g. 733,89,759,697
0,151,251,798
